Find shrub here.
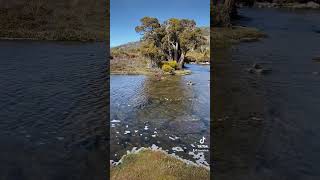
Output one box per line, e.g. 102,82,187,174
162,64,174,72
161,60,178,69
167,60,178,69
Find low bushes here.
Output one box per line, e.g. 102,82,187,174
162,64,174,72
161,60,178,72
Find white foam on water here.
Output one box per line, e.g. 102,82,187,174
169,136,180,141
111,120,121,123
124,130,131,135
188,151,209,166
172,147,184,152
144,126,149,130
111,145,210,170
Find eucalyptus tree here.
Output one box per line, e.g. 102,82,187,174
136,17,205,69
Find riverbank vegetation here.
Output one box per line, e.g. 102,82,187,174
110,149,209,180
0,0,105,41
111,17,209,75
211,0,266,48
211,0,319,45
212,26,266,48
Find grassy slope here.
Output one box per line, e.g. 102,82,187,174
111,149,209,180
0,0,106,41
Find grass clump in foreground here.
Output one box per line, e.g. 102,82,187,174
111,149,209,180
211,26,266,49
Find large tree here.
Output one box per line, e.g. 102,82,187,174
136,17,205,69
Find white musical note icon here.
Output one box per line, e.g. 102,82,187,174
200,136,205,144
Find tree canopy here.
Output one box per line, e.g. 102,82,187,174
135,17,206,69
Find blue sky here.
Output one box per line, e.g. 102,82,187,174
110,0,210,47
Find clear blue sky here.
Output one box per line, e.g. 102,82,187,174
110,0,210,47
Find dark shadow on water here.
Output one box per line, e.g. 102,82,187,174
213,7,320,180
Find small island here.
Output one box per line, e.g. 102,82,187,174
111,17,210,76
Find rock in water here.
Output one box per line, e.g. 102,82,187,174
313,57,320,62
252,63,262,69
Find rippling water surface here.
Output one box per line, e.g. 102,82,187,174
0,41,107,179
214,8,320,179
110,64,210,166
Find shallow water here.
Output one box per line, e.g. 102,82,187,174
110,64,210,166
0,41,108,179
214,8,320,179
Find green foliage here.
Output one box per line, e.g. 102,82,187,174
161,60,178,69
140,41,165,67
167,60,178,69
135,17,206,68
162,64,174,72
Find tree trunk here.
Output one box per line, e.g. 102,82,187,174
168,48,173,60
223,0,236,27
177,52,185,69
174,42,179,61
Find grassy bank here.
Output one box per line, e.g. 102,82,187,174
111,149,209,180
211,26,266,49
110,57,155,75
0,0,106,41
254,1,320,9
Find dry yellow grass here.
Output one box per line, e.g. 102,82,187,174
111,149,210,180
0,0,106,41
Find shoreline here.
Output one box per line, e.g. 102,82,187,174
111,145,210,170
254,1,320,9
0,35,104,42
110,69,192,76
211,26,266,49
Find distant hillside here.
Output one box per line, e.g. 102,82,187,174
0,0,106,41
113,41,141,50
200,26,210,38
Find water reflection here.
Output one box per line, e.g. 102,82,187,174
110,64,210,166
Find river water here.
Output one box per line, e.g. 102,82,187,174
110,64,210,167
214,8,320,180
0,41,108,179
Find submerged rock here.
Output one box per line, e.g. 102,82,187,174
313,57,320,62
187,81,195,85
247,63,272,75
